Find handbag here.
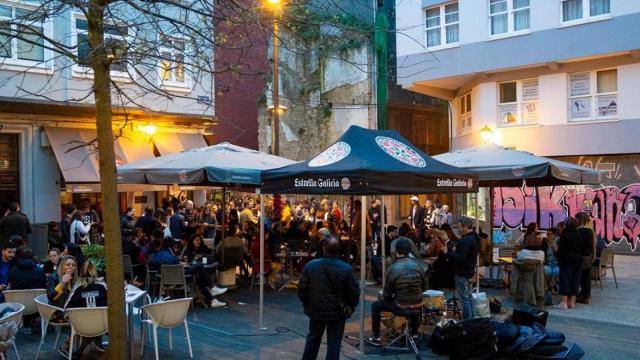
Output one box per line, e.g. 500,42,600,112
429,321,465,354
73,221,89,244
322,264,355,318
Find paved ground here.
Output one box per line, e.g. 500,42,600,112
8,255,640,359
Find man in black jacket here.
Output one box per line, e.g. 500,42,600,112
0,202,32,244
408,196,424,230
134,206,158,238
444,216,478,320
368,238,427,346
298,236,359,360
9,247,46,290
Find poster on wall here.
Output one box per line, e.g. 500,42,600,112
569,73,590,96
522,79,539,101
523,102,538,123
500,104,518,125
597,94,617,117
569,97,591,119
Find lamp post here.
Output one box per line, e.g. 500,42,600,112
267,0,281,155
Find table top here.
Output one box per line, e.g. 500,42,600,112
498,257,513,264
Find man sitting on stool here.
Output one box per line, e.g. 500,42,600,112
368,237,428,346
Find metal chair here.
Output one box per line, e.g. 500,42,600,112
595,248,618,290
4,289,47,320
140,297,193,360
0,302,25,360
34,294,69,359
383,307,422,360
496,247,515,288
65,307,109,360
160,264,188,298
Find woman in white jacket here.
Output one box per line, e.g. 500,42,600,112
70,211,92,244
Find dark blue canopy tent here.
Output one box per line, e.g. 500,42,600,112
260,125,478,352
261,125,478,194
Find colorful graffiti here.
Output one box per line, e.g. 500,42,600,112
493,184,640,251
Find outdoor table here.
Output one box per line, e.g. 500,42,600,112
499,257,513,264
125,286,148,360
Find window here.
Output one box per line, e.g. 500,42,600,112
568,69,617,122
489,0,530,37
459,92,472,134
158,35,191,90
562,0,610,24
425,2,459,49
498,78,538,126
73,16,129,77
0,4,51,70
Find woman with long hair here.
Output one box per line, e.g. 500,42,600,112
47,255,79,357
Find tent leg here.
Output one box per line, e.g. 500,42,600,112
381,195,386,289
359,195,366,354
259,194,266,330
475,191,480,293
221,187,226,241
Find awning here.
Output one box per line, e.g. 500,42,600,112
65,183,169,193
151,133,207,155
45,127,155,184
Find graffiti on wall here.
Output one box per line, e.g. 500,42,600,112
493,185,640,251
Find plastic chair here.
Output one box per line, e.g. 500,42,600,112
123,255,134,281
496,247,515,288
145,265,161,300
34,294,69,359
160,264,188,298
4,289,47,318
0,302,25,360
65,307,109,360
140,297,193,360
596,248,618,290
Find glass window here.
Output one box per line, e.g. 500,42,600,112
500,82,517,103
75,15,128,74
425,2,459,48
17,24,44,61
597,69,617,93
590,0,610,17
0,4,48,65
562,0,583,21
158,36,188,86
490,0,529,36
569,69,617,121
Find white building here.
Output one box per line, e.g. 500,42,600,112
396,0,640,251
0,1,213,250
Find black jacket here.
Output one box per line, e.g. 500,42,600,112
298,256,359,321
447,231,479,279
134,215,158,238
577,227,594,257
410,205,425,229
0,212,32,243
384,257,428,305
557,229,583,266
9,258,47,290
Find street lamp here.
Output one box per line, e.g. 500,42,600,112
266,0,282,155
479,125,494,144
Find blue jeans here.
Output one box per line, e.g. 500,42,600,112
455,275,474,320
544,265,560,287
302,318,346,360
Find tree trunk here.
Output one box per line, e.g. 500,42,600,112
88,1,128,358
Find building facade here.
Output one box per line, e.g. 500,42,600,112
0,2,214,250
396,0,640,252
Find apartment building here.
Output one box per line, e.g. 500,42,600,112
396,0,640,252
0,1,214,244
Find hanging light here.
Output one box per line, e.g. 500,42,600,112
479,125,494,144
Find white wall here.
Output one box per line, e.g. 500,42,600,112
395,0,424,57
618,62,640,121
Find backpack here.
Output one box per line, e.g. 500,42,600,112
449,318,498,360
428,320,465,354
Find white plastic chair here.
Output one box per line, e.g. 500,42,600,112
0,302,25,360
140,297,193,360
4,289,47,318
65,307,109,360
34,294,69,359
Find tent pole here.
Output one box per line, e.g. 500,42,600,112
475,190,480,293
259,193,266,330
381,195,386,288
221,187,226,241
359,195,366,354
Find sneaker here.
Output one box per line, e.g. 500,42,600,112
210,298,227,308
367,336,382,347
210,286,228,297
58,346,69,358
